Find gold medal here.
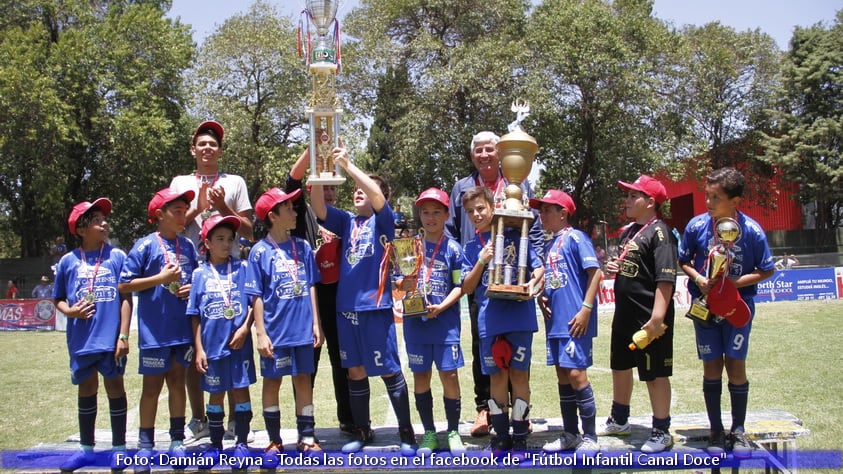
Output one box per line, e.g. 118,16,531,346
549,277,561,289
292,282,303,296
169,282,181,294
84,292,96,303
223,307,235,319
201,210,212,220
347,253,358,265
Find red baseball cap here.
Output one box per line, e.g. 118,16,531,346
193,120,224,144
529,189,576,215
68,198,112,235
617,175,668,205
200,214,241,242
147,188,196,223
415,187,449,208
255,187,302,221
708,278,751,328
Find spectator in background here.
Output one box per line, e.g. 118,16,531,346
774,254,799,270
394,204,408,232
6,280,19,299
32,276,53,299
594,245,607,268
50,236,67,264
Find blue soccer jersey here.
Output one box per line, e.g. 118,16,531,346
54,245,126,356
244,236,320,348
320,204,395,313
461,229,542,338
678,212,775,299
403,236,463,345
120,232,198,349
187,258,253,360
543,228,601,338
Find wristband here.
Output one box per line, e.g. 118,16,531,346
694,275,703,286
478,258,488,267
118,333,129,341
582,302,594,309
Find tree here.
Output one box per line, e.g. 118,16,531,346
0,0,193,256
761,10,843,246
186,0,311,203
344,0,530,198
524,0,675,232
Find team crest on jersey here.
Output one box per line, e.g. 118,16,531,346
75,286,118,303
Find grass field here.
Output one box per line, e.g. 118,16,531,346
1,299,841,462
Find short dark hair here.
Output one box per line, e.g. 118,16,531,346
707,167,745,199
462,186,494,208
368,174,391,202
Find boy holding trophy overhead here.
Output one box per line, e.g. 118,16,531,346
310,146,418,456
678,167,774,456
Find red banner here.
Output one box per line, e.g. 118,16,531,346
0,298,56,330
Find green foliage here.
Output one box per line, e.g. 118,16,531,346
760,10,843,240
187,0,313,202
0,0,193,255
525,0,674,231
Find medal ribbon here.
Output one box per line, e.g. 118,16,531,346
420,234,445,305
79,243,106,298
374,235,391,306
156,232,181,266
208,257,232,310
617,215,657,263
267,234,300,289
475,173,504,198
548,227,572,282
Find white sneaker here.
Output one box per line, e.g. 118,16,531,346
187,417,210,441
576,436,600,453
542,432,580,452
641,428,673,453
598,417,631,436
224,421,255,443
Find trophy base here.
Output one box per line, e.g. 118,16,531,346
685,298,718,326
401,295,427,318
307,174,346,186
486,284,532,301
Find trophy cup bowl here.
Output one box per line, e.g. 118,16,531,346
392,238,427,318
307,0,339,36
685,217,743,325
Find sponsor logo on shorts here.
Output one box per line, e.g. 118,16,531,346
142,357,166,369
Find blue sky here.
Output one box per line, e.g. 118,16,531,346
168,0,841,50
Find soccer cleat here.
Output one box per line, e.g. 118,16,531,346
187,417,210,442
447,430,465,454
471,409,490,437
296,436,323,453
641,428,674,453
262,442,283,469
60,449,97,472
198,447,220,471
729,430,752,459
133,449,153,474
169,442,188,472
341,426,375,453
224,421,255,443
487,435,512,455
416,430,439,455
707,430,727,455
576,436,600,454
399,426,418,456
598,417,631,436
542,432,580,452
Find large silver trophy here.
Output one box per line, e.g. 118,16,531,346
393,237,427,318
486,100,538,300
303,0,345,185
685,217,742,324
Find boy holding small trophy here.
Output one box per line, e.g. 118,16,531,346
679,167,775,456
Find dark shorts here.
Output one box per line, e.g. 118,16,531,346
610,316,673,381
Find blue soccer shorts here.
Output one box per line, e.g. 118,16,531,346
547,336,594,370
479,331,533,375
695,298,755,362
405,342,464,373
202,346,257,393
70,351,126,385
259,344,315,379
337,309,401,376
138,343,191,375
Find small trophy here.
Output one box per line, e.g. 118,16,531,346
486,100,538,300
302,0,346,185
685,217,742,324
392,237,427,318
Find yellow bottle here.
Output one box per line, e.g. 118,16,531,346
628,324,668,351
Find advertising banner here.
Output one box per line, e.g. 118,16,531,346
0,299,56,330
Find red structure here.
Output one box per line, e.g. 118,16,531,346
659,170,803,234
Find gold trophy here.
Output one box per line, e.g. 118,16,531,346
393,237,427,318
685,217,742,324
303,0,345,185
486,100,538,300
